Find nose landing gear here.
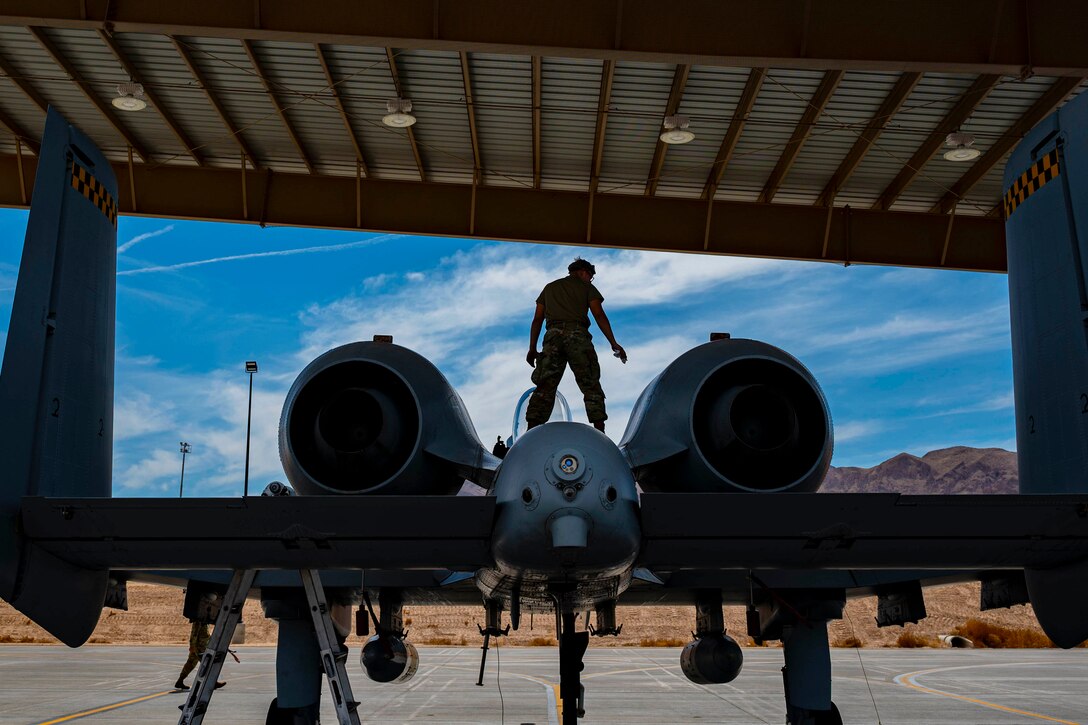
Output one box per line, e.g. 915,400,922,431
558,610,589,724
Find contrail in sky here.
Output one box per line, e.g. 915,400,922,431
118,234,396,276
117,224,175,253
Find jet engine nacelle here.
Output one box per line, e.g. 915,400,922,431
280,341,497,495
620,339,832,493
680,633,744,684
360,635,419,683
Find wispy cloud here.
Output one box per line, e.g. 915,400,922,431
118,234,395,276
834,419,886,443
118,224,174,253
923,392,1015,418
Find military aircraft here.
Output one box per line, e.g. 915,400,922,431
2,104,1088,725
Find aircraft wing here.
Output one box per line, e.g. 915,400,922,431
19,495,495,570
636,492,1088,571
22,491,1088,573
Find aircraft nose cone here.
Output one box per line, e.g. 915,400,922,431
549,511,590,549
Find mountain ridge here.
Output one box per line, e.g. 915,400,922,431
823,446,1018,494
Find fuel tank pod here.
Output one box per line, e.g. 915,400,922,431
620,338,833,493
279,341,498,495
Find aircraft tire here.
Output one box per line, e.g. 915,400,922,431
815,703,842,725
787,702,842,725
265,697,320,725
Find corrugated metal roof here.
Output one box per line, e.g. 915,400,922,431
540,57,601,191
654,64,750,199
470,52,532,188
114,32,236,167
1,24,1084,223
321,44,417,181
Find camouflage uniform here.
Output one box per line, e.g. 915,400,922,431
179,621,210,681
527,321,606,425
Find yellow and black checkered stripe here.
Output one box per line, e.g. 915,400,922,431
70,162,117,227
1003,149,1059,219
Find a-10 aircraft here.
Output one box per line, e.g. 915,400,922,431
2,102,1088,725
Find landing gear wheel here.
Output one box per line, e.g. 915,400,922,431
786,702,841,725
816,703,842,725
558,611,589,724
265,697,320,725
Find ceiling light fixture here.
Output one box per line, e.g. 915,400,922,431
943,131,981,162
660,114,694,145
383,98,416,128
112,82,147,112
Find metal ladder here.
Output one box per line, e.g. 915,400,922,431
177,569,361,725
178,568,256,725
299,568,361,725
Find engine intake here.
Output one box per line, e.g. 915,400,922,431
621,339,833,493
280,341,497,495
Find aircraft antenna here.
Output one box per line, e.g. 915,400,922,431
494,642,506,724
843,608,883,724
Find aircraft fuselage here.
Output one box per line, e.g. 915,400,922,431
480,422,641,613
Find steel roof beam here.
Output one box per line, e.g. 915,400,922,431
170,36,262,170
96,30,203,166
532,55,541,189
931,76,1085,214
4,1,1087,77
0,152,1009,272
703,67,765,200
759,69,843,203
459,51,482,178
241,39,315,174
872,74,1002,211
27,26,152,162
314,44,369,176
645,63,690,196
385,48,425,182
588,59,615,195
817,72,921,207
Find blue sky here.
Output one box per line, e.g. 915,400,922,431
0,208,1016,497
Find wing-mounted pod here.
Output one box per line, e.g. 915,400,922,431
620,339,832,493
280,341,498,495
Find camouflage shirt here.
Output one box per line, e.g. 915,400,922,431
536,275,603,328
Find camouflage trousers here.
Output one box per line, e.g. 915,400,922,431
527,324,607,424
179,621,210,680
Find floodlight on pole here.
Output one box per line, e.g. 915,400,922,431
179,441,192,497
244,361,258,497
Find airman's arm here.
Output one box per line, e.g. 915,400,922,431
527,302,546,367
589,299,626,363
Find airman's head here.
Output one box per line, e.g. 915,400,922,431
568,257,596,282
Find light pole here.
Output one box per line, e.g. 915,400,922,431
179,441,191,497
244,361,258,497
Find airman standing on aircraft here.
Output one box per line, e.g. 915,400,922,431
526,258,626,432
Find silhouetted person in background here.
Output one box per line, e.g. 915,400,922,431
175,620,225,691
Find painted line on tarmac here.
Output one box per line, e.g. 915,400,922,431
429,660,558,725
894,664,1081,725
32,690,175,724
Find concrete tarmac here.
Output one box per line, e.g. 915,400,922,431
0,645,1085,724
